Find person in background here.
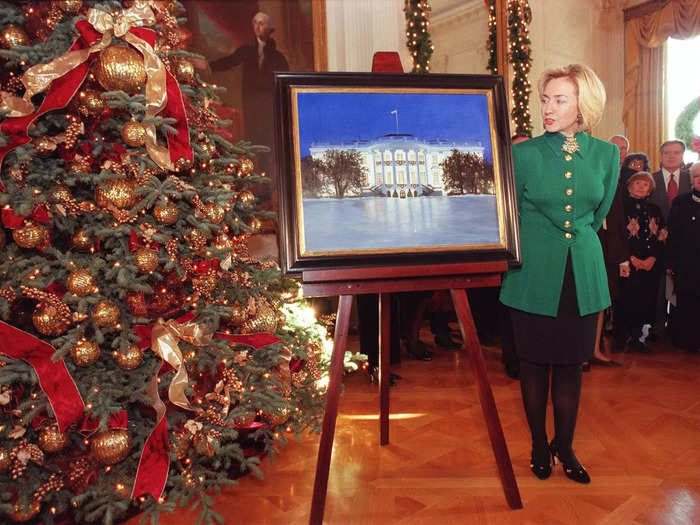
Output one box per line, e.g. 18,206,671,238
648,140,691,340
665,163,700,355
617,172,666,353
500,64,618,484
609,135,629,165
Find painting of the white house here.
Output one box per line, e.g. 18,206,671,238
294,90,501,254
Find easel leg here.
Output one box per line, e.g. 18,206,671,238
379,293,391,445
450,289,523,510
309,294,353,525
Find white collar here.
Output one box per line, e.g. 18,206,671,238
661,167,681,186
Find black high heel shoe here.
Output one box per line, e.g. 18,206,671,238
549,439,591,484
529,445,553,480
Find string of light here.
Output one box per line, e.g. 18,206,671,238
404,0,434,73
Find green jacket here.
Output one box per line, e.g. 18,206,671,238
500,131,620,317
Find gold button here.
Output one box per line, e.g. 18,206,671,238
565,171,572,179
565,232,572,239
565,155,573,161
564,220,571,228
566,188,573,195
565,204,572,212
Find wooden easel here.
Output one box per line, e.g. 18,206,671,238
304,262,522,524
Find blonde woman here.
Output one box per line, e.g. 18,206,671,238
500,65,619,483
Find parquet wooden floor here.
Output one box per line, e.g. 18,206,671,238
126,329,700,525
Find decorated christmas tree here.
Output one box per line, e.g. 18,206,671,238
0,1,357,523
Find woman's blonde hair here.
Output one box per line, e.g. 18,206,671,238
538,64,606,132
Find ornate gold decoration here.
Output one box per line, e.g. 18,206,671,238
0,25,29,49
121,120,147,147
71,229,93,251
238,157,254,175
113,343,143,369
70,339,100,366
134,247,159,272
12,222,45,249
38,424,69,453
125,291,147,317
237,190,255,206
52,0,83,14
66,269,95,296
247,217,262,234
241,298,278,334
562,135,579,154
262,407,289,426
172,58,195,83
203,202,224,224
175,157,192,172
63,113,83,149
90,429,131,465
95,44,146,94
8,500,41,522
92,300,120,328
32,305,69,336
229,303,247,327
33,136,57,156
153,201,179,224
78,88,105,116
95,178,138,209
69,154,92,174
0,448,10,472
185,227,207,252
49,184,72,203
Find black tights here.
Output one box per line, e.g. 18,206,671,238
519,359,583,465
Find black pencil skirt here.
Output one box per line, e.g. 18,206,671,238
508,256,599,365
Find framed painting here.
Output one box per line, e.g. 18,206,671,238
274,72,520,275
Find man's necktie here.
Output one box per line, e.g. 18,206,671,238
667,173,678,206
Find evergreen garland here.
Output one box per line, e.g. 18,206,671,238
404,0,433,73
485,0,533,136
674,96,699,153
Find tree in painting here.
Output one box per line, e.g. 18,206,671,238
318,149,366,199
441,149,494,195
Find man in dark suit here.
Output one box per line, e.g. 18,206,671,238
648,139,691,339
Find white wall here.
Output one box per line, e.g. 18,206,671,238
324,0,628,140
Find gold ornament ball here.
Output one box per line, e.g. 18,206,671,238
229,303,247,326
237,190,255,206
186,227,207,247
67,268,95,296
70,339,100,366
262,408,289,426
241,299,278,334
52,0,82,14
38,424,69,453
49,184,72,203
239,157,254,175
33,136,56,156
72,229,93,251
96,45,146,95
91,429,132,465
203,202,225,224
1,25,29,49
134,247,159,272
8,500,41,523
193,273,218,295
173,58,195,83
79,88,105,116
95,178,138,209
113,344,143,370
153,201,179,224
247,217,262,234
92,300,120,328
0,448,10,472
121,120,147,147
32,305,69,336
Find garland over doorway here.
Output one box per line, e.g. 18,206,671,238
404,0,434,73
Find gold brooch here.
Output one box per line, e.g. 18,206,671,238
562,136,579,154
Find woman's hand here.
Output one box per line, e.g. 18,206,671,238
619,262,630,278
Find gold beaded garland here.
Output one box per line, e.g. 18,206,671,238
203,202,225,224
66,269,95,296
90,429,132,465
153,201,179,224
70,339,100,366
38,424,69,453
113,344,143,370
0,25,29,49
134,247,159,272
95,178,138,209
12,222,45,249
92,300,120,328
121,120,147,147
95,45,146,95
175,157,192,171
32,305,69,336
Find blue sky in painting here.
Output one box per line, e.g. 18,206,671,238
297,92,494,163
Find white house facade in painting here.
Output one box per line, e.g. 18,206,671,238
308,133,485,197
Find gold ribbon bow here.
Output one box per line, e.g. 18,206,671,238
151,317,212,410
1,1,175,170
